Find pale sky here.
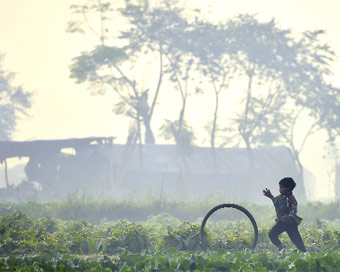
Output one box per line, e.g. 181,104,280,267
0,0,339,201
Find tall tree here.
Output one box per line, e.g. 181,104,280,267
160,41,198,156
223,15,340,187
68,0,166,144
189,19,237,168
225,15,295,163
280,30,340,183
0,54,33,188
0,54,32,140
122,0,199,154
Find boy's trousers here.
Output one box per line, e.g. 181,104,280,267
268,220,306,252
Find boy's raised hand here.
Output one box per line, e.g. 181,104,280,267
263,188,274,199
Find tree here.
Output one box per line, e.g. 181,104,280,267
120,0,202,158
222,15,340,188
121,0,198,152
0,54,33,188
189,19,237,168
159,37,198,156
280,30,340,183
68,0,163,144
159,119,195,157
220,15,296,167
0,54,32,141
68,0,194,145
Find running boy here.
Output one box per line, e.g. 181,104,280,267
263,177,306,252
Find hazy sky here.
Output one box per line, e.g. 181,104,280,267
0,0,339,201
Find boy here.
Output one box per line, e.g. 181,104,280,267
263,177,306,252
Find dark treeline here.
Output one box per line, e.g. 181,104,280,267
67,0,340,186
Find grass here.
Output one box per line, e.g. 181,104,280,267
1,196,340,224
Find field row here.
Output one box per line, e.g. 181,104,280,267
2,211,340,254
2,250,340,271
2,208,340,271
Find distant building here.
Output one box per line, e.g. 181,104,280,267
0,138,306,202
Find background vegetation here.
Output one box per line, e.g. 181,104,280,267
1,199,340,223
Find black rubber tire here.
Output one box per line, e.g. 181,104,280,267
200,203,258,250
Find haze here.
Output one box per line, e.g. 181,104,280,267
0,0,340,201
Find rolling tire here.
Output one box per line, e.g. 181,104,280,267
200,203,258,250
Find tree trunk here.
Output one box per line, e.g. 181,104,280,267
245,138,254,173
143,117,155,144
144,42,164,145
293,150,305,196
211,90,219,171
4,159,9,188
178,99,186,134
137,117,143,171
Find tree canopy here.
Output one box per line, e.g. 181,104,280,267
67,1,340,172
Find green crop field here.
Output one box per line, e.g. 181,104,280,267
1,201,340,271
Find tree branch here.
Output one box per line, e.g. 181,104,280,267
149,41,163,118
82,7,101,41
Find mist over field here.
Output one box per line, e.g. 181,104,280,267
0,1,340,270
1,0,340,204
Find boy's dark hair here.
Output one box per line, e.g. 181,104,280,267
279,177,296,191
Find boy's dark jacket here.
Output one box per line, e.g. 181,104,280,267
273,192,303,225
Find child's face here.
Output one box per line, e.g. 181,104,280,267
279,184,290,195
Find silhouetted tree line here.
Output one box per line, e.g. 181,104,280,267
67,0,340,183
